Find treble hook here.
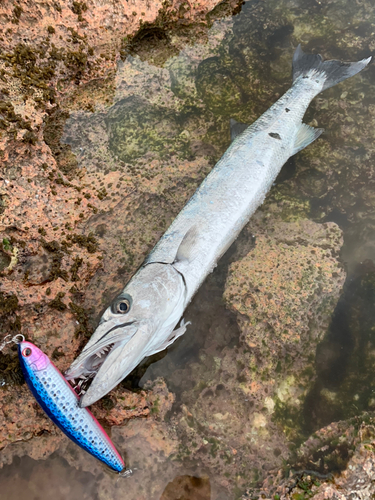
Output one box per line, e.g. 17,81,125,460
0,334,25,352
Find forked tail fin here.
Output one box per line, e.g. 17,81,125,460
292,44,371,91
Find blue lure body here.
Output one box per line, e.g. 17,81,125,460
18,341,124,472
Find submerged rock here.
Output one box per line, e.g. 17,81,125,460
105,96,183,162
244,412,375,499
223,219,345,442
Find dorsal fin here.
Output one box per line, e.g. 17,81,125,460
175,226,200,263
230,118,248,142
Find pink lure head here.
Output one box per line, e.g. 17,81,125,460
19,341,50,372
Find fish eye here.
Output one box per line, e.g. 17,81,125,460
22,347,32,357
116,299,130,314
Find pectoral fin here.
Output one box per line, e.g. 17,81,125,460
175,225,200,263
146,319,191,356
292,123,324,155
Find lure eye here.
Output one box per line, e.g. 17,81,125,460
22,347,32,357
115,299,130,314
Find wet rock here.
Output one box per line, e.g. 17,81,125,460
1,0,374,496
0,250,11,271
168,54,198,101
0,454,97,500
95,419,181,500
23,250,53,285
0,376,173,469
139,217,346,498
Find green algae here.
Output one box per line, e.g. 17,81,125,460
0,100,32,133
0,250,11,271
70,256,83,282
100,395,116,411
265,186,311,222
0,293,18,317
195,57,244,115
65,233,98,253
68,300,93,339
48,292,67,311
41,239,69,282
0,349,24,387
51,346,65,360
105,96,193,163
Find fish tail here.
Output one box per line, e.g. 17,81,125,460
292,44,371,91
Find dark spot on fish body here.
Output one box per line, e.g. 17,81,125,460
269,132,281,140
285,108,290,112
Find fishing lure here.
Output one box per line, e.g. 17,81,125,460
17,339,125,473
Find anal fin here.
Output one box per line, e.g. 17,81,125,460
292,123,324,155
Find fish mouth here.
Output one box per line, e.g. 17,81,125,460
64,322,138,384
76,321,152,407
69,341,117,381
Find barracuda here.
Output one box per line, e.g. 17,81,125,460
65,45,371,407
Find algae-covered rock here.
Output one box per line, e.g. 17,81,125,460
195,56,244,115
168,55,198,101
2,0,375,496
105,96,184,162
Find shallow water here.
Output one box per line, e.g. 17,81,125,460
0,454,99,500
2,0,375,498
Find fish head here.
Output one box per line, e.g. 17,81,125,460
18,341,50,372
65,262,186,406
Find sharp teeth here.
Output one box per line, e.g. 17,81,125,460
95,344,113,358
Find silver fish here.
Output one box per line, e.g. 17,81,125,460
66,45,371,407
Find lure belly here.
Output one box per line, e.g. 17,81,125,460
18,341,124,472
